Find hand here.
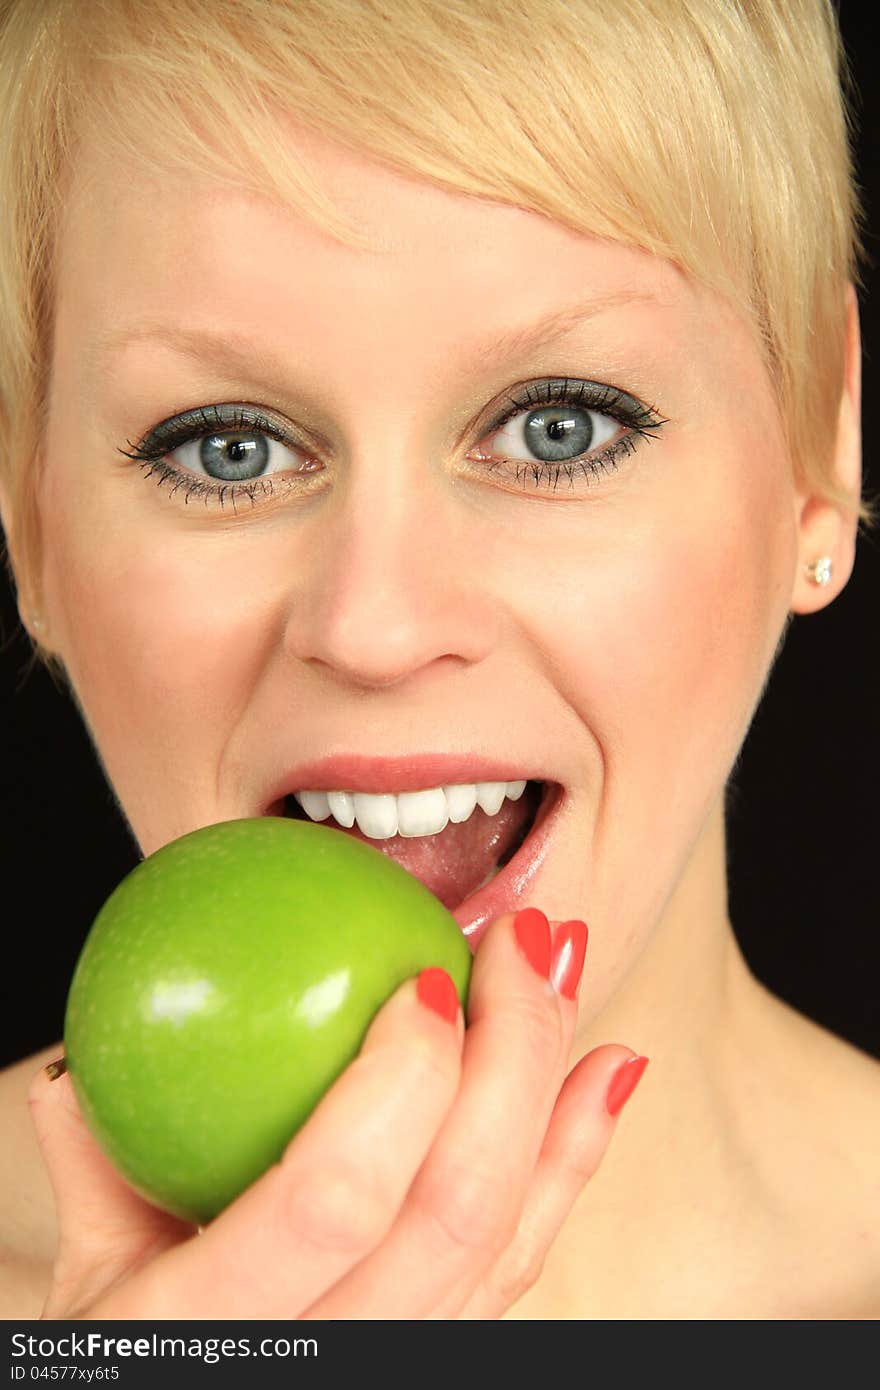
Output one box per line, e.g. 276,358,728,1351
29,908,646,1319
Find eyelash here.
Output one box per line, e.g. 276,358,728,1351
116,380,666,509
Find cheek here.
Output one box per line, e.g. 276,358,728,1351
540,442,796,951
40,476,271,852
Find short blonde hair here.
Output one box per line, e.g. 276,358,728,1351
0,0,871,672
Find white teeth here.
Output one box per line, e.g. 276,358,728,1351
395,788,449,838
352,791,400,838
475,781,508,816
291,778,530,841
326,790,355,828
443,783,478,823
296,790,332,822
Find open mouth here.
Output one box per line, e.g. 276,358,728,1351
267,778,564,947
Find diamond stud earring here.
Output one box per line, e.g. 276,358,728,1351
805,556,833,586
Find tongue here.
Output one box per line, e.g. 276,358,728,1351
330,785,540,909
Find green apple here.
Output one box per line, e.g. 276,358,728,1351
64,816,471,1224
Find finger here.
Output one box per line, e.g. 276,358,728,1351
88,969,464,1319
304,907,584,1319
457,1045,649,1318
28,1061,194,1317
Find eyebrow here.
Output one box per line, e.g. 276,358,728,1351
479,289,659,359
87,288,658,383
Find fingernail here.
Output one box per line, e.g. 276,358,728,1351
513,907,551,979
416,967,460,1024
44,1055,67,1081
606,1055,649,1116
550,919,589,999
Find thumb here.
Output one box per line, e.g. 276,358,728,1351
28,1057,194,1317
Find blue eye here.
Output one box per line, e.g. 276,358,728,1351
171,427,294,484
118,380,665,509
118,404,320,508
471,378,665,491
484,401,621,465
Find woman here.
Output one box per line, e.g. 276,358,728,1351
0,0,877,1319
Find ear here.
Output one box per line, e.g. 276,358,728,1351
789,284,862,615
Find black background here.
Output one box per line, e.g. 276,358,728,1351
1,4,878,1068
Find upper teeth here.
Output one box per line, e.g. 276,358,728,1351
292,779,528,840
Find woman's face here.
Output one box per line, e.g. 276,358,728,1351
37,127,800,1006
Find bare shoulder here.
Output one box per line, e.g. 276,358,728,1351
753,989,880,1317
774,994,880,1166
0,1044,61,1318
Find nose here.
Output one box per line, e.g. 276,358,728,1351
281,459,500,690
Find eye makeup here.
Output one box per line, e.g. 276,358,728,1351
116,377,667,510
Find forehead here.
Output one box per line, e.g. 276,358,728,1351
54,122,758,417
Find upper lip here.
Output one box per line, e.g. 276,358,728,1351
262,753,553,812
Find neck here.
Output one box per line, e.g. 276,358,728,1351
521,796,788,1316
575,790,740,1066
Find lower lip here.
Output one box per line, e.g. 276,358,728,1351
452,781,564,950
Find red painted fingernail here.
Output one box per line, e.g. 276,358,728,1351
550,919,589,999
513,907,551,979
416,967,459,1024
606,1055,649,1116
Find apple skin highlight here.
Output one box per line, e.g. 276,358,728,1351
63,817,471,1224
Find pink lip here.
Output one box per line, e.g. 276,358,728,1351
262,753,553,809
451,781,564,950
